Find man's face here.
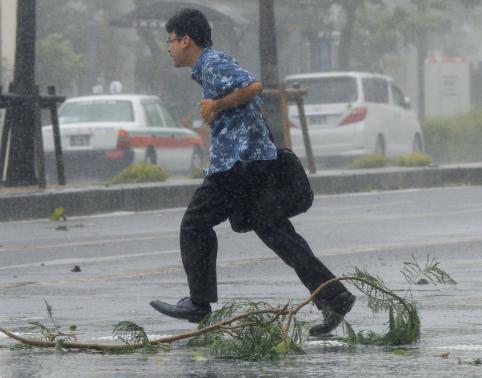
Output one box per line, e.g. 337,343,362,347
166,32,188,68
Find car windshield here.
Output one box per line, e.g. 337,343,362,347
285,76,358,105
59,100,134,124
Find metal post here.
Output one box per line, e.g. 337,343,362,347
48,86,65,185
293,84,316,174
0,85,9,180
277,84,292,148
33,85,46,188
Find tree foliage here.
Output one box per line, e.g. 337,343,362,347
36,34,85,93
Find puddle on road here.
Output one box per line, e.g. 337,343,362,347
2,337,482,377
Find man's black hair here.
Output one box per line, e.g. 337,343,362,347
166,8,213,48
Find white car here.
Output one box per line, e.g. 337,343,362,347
42,95,205,173
284,72,424,161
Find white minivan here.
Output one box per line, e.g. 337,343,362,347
284,72,424,161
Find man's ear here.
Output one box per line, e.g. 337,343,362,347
181,35,191,48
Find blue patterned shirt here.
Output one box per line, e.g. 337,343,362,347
191,49,277,175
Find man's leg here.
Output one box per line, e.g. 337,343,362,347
254,218,355,334
180,174,233,304
150,171,233,322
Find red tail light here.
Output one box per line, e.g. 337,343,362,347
339,107,367,126
117,129,130,149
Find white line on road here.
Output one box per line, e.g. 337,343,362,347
2,235,482,289
0,249,180,270
0,234,171,254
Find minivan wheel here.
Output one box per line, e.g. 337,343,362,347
412,134,424,153
374,135,385,156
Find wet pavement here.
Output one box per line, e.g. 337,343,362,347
1,186,482,377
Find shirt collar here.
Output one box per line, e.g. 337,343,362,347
191,48,210,85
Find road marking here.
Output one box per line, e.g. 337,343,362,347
3,235,482,289
300,206,482,227
0,234,174,254
312,235,482,256
0,249,180,270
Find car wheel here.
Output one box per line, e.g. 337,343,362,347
374,135,385,156
412,134,424,153
144,148,157,164
190,147,203,170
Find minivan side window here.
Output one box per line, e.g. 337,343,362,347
142,101,164,127
363,78,389,104
285,77,357,105
391,84,409,109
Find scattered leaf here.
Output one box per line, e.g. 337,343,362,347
273,337,304,355
50,208,66,222
392,348,406,356
415,278,430,285
55,225,68,231
434,352,449,359
192,351,208,362
71,265,81,273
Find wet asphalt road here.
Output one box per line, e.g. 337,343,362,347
1,186,482,377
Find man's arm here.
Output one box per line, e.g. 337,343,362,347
199,81,263,124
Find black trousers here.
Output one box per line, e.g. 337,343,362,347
180,161,347,304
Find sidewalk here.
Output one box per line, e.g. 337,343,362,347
1,162,482,222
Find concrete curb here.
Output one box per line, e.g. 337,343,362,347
1,165,482,222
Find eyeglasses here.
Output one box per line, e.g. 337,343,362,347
166,37,183,46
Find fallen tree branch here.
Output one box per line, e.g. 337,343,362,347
0,274,413,352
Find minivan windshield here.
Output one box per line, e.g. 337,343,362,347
59,100,134,124
285,76,357,105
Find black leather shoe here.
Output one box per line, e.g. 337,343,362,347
309,291,356,336
150,297,212,323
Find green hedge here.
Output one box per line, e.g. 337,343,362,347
351,153,432,169
422,108,482,163
106,163,168,185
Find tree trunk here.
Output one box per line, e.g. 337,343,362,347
5,0,37,186
338,1,358,70
137,27,163,96
259,0,284,147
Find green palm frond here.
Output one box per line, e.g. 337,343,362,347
112,321,149,346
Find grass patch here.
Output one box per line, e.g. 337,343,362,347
351,154,389,169
351,153,432,170
393,152,432,167
106,163,168,185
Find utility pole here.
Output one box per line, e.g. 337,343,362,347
5,0,37,186
416,0,427,119
259,0,284,147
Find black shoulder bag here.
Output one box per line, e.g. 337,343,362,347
228,123,314,233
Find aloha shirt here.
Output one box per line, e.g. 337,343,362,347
191,49,277,175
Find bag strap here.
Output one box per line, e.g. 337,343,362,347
261,112,275,144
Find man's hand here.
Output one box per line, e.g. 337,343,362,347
199,82,264,125
199,99,219,124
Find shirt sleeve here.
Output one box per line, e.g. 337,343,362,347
203,55,257,98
